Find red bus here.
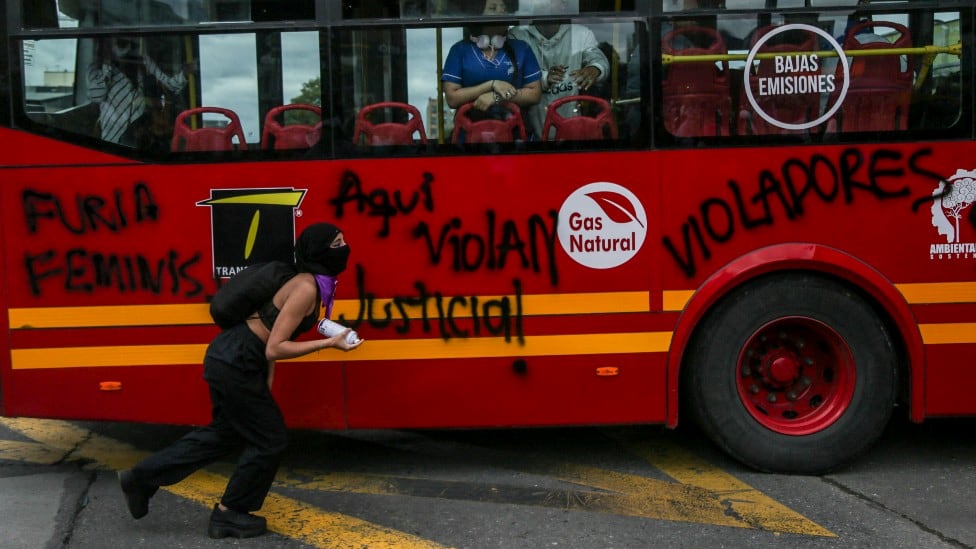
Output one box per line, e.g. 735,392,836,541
1,0,973,474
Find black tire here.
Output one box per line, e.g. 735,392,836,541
684,273,897,474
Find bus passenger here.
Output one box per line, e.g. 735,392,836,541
117,223,363,539
441,0,542,141
509,4,609,139
87,37,190,148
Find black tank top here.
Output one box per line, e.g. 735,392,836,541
257,300,318,340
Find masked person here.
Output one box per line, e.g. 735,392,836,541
117,223,362,539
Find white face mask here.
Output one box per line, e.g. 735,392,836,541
112,39,135,58
471,34,507,50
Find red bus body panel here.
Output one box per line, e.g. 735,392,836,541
2,128,976,427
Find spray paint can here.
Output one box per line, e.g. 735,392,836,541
317,318,360,345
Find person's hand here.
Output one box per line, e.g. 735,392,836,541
571,66,601,91
492,80,517,101
547,65,567,86
474,91,496,111
326,329,364,351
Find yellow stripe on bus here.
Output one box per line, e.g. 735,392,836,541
664,282,976,312
8,292,650,330
895,282,976,304
918,323,976,345
10,332,673,370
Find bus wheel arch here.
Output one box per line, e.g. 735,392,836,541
667,246,920,473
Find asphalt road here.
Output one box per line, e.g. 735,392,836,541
1,415,974,548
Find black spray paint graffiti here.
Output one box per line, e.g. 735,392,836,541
337,265,525,343
663,147,945,278
330,170,435,237
21,183,205,297
413,210,561,287
327,170,562,343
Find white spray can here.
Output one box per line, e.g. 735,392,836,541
317,318,360,344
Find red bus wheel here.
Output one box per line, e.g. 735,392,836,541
736,317,856,436
683,274,897,474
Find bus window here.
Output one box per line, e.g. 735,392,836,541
184,30,323,153
336,15,646,155
21,29,324,156
659,6,964,144
30,0,314,29
23,34,195,152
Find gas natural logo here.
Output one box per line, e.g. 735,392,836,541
558,182,647,269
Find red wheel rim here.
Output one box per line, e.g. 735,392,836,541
736,316,856,435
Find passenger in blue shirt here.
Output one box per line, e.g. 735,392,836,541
441,0,542,142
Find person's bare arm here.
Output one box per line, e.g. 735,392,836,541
443,81,496,109
265,276,361,362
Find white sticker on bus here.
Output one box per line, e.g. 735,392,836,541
742,23,850,131
929,169,976,260
558,183,647,269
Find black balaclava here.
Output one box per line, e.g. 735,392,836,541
295,222,350,276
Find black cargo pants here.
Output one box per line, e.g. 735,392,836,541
131,323,287,512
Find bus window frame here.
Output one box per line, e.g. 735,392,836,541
7,1,973,160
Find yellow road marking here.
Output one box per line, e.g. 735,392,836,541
0,418,446,549
0,417,832,539
0,440,66,464
625,439,835,537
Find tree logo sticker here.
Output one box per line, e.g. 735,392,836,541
558,182,647,269
930,169,976,260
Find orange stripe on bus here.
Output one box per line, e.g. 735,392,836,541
664,282,976,312
10,332,673,370
7,292,651,330
918,323,976,345
896,282,976,304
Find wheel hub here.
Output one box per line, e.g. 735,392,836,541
736,317,856,435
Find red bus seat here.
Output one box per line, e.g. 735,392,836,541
352,101,427,146
661,25,731,138
171,107,247,152
739,25,822,135
451,102,526,144
261,103,322,150
830,20,914,132
542,95,618,141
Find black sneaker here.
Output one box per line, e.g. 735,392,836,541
208,504,268,539
118,469,158,519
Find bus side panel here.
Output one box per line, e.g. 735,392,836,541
657,141,976,420
924,345,976,416
0,171,9,417
2,140,667,428
5,366,210,424
344,353,667,429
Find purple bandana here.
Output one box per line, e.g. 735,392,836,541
315,274,337,319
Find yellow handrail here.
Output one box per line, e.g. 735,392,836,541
661,43,961,65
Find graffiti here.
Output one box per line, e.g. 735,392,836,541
663,147,944,278
412,210,561,286
21,183,205,298
340,265,524,343
24,248,203,297
330,170,434,237
22,182,158,234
